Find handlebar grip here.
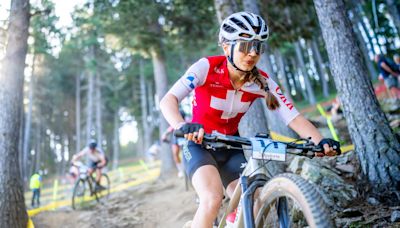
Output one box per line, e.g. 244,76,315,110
313,145,324,152
174,129,185,138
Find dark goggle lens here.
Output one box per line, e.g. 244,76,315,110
237,41,265,54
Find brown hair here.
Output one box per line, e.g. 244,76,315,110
242,67,280,110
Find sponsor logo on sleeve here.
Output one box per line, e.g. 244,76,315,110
183,73,199,89
275,86,294,110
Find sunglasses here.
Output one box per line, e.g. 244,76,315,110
235,40,266,55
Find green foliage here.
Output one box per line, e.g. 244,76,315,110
361,0,399,56
30,0,61,55
259,0,318,47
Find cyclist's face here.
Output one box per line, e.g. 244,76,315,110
223,41,262,71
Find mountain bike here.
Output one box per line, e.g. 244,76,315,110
176,130,335,228
71,163,110,210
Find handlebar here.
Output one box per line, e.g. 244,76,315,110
174,130,323,159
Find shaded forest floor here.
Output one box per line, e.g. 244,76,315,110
32,177,198,228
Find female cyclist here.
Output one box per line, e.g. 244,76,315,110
160,11,341,228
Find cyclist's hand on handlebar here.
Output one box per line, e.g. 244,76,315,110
177,123,204,144
316,138,341,157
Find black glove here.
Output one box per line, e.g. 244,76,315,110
318,138,341,155
174,123,203,137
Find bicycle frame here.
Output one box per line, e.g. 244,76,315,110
75,164,98,196
218,156,270,228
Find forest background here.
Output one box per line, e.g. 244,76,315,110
0,0,400,227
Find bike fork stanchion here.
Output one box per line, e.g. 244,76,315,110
241,176,267,228
277,197,289,228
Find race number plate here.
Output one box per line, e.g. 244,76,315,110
250,138,286,161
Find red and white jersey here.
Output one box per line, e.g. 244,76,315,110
168,55,299,135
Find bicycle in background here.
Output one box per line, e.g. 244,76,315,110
176,130,334,228
71,162,110,210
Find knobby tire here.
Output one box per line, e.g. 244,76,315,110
255,173,334,228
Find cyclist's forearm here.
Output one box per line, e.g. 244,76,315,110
382,63,399,76
100,157,106,167
288,115,323,144
160,93,185,129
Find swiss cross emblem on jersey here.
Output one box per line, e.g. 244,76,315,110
210,90,251,119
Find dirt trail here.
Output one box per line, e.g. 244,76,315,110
33,177,197,228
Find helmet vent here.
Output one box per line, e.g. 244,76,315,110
223,24,237,33
256,16,262,28
242,15,253,26
230,17,249,31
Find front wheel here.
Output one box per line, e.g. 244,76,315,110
254,173,334,228
72,178,87,210
95,173,110,202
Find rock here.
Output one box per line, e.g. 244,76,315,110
300,160,323,183
335,164,355,173
391,210,400,223
390,119,400,128
367,197,380,206
288,157,358,208
287,156,305,174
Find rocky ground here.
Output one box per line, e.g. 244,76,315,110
33,177,198,228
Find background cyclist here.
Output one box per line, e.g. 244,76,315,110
72,140,107,190
160,11,341,228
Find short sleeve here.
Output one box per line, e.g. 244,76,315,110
168,58,210,101
267,78,300,125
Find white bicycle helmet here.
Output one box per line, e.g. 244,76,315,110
219,12,269,43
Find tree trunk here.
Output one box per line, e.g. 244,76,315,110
310,38,330,98
147,81,156,137
35,122,41,170
294,40,316,105
86,67,94,143
275,49,293,101
0,0,30,226
76,73,81,153
112,111,120,170
18,103,24,181
355,3,383,54
348,7,378,79
22,53,35,184
314,0,400,193
288,57,305,100
385,0,400,35
151,48,174,177
350,0,376,55
271,50,298,138
95,73,102,146
140,59,151,156
213,0,238,23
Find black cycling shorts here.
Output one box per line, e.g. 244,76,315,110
88,157,108,170
88,160,100,170
182,140,246,188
